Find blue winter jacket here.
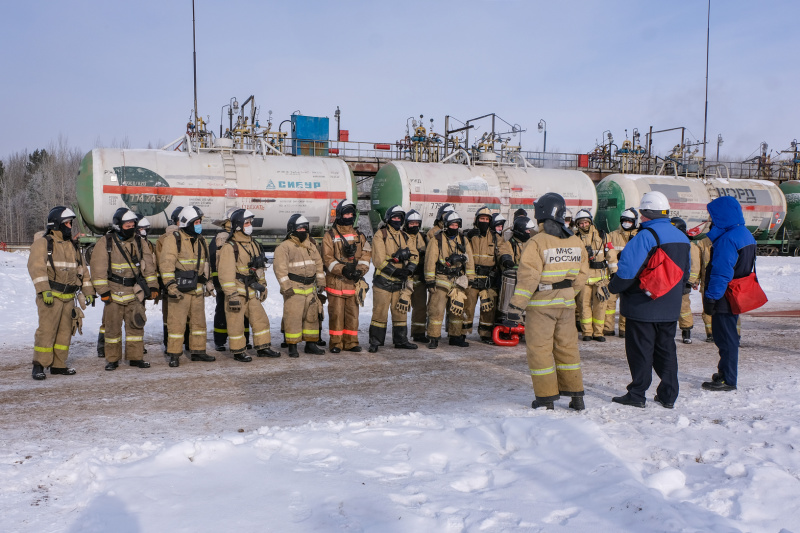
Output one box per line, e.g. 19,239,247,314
608,217,690,322
703,196,757,314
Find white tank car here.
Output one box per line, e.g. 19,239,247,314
595,173,786,238
76,148,357,235
369,161,596,230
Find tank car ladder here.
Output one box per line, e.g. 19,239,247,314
495,166,511,214
221,150,238,211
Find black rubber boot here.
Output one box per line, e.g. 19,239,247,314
316,339,327,347
369,325,386,349
394,341,418,349
142,347,148,354
233,352,252,362
618,331,625,339
705,333,714,343
582,335,593,341
129,360,151,368
568,397,585,411
215,345,226,352
448,335,469,347
368,344,379,353
347,346,363,352
603,330,615,337
97,331,105,358
191,352,216,362
427,337,439,349
50,367,77,375
256,346,281,358
32,364,46,380
305,342,325,355
168,354,180,368
532,399,555,410
593,336,606,342
330,347,342,353
105,361,119,371
412,334,429,343
681,329,692,344
281,341,289,348
287,344,299,358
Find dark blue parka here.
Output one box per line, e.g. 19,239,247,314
703,196,757,314
608,217,690,322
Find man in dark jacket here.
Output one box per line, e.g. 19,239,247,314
701,196,757,391
608,191,691,408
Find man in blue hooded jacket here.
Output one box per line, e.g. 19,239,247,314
701,196,756,391
608,191,690,408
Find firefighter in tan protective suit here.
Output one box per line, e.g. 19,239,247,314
464,207,514,344
91,208,159,371
368,205,419,352
274,214,327,357
426,203,454,241
603,208,638,338
573,209,612,341
217,209,280,359
506,193,589,410
28,206,95,380
323,200,370,353
159,206,216,367
155,206,184,349
508,216,535,265
671,217,701,344
424,210,475,348
404,210,429,343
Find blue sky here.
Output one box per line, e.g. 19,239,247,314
1,0,796,160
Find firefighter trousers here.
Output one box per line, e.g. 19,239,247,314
525,306,584,402
103,299,146,363
33,295,74,368
162,293,190,349
327,294,360,349
226,297,270,354
214,290,249,347
577,283,607,337
463,286,496,337
282,289,320,344
603,292,626,333
369,287,409,346
410,279,428,336
166,293,207,355
426,286,463,339
679,293,694,330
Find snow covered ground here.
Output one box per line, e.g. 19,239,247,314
1,250,799,532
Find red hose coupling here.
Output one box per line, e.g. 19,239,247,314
492,324,525,346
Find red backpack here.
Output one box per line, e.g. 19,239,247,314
637,227,685,299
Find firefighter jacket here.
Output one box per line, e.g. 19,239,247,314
424,231,475,291
688,241,701,286
209,222,231,290
465,228,513,289
507,237,526,267
409,232,426,280
371,226,419,292
217,231,266,300
91,232,158,304
607,228,637,273
509,230,589,311
158,229,211,297
28,231,94,300
696,236,712,290
426,222,444,242
576,226,611,285
274,235,325,294
155,223,180,286
322,223,371,295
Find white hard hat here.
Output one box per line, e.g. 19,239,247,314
178,206,204,228
574,209,592,222
639,191,670,213
137,217,151,228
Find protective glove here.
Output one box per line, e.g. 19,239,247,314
682,282,692,295
703,297,717,316
505,304,523,327
227,298,242,312
280,287,294,298
501,259,515,270
150,289,160,301
596,283,610,302
85,294,95,306
426,280,436,293
100,291,111,304
317,290,328,305
350,269,363,281
479,289,494,313
393,268,411,281
205,281,216,297
167,284,183,300
395,296,410,313
258,289,268,302
342,262,357,279
41,290,54,305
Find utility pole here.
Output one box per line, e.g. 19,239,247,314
192,0,198,133
702,0,711,164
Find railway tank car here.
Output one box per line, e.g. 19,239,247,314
778,180,800,255
76,148,357,236
369,161,597,230
595,174,787,246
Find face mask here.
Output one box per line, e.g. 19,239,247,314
118,226,136,240
194,224,203,234
388,218,403,231
139,229,147,237
338,214,354,226
621,221,634,231
445,227,459,237
516,231,531,242
59,223,72,240
243,226,253,236
405,224,420,235
476,221,490,235
294,231,308,242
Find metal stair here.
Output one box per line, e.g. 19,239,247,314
221,151,238,210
